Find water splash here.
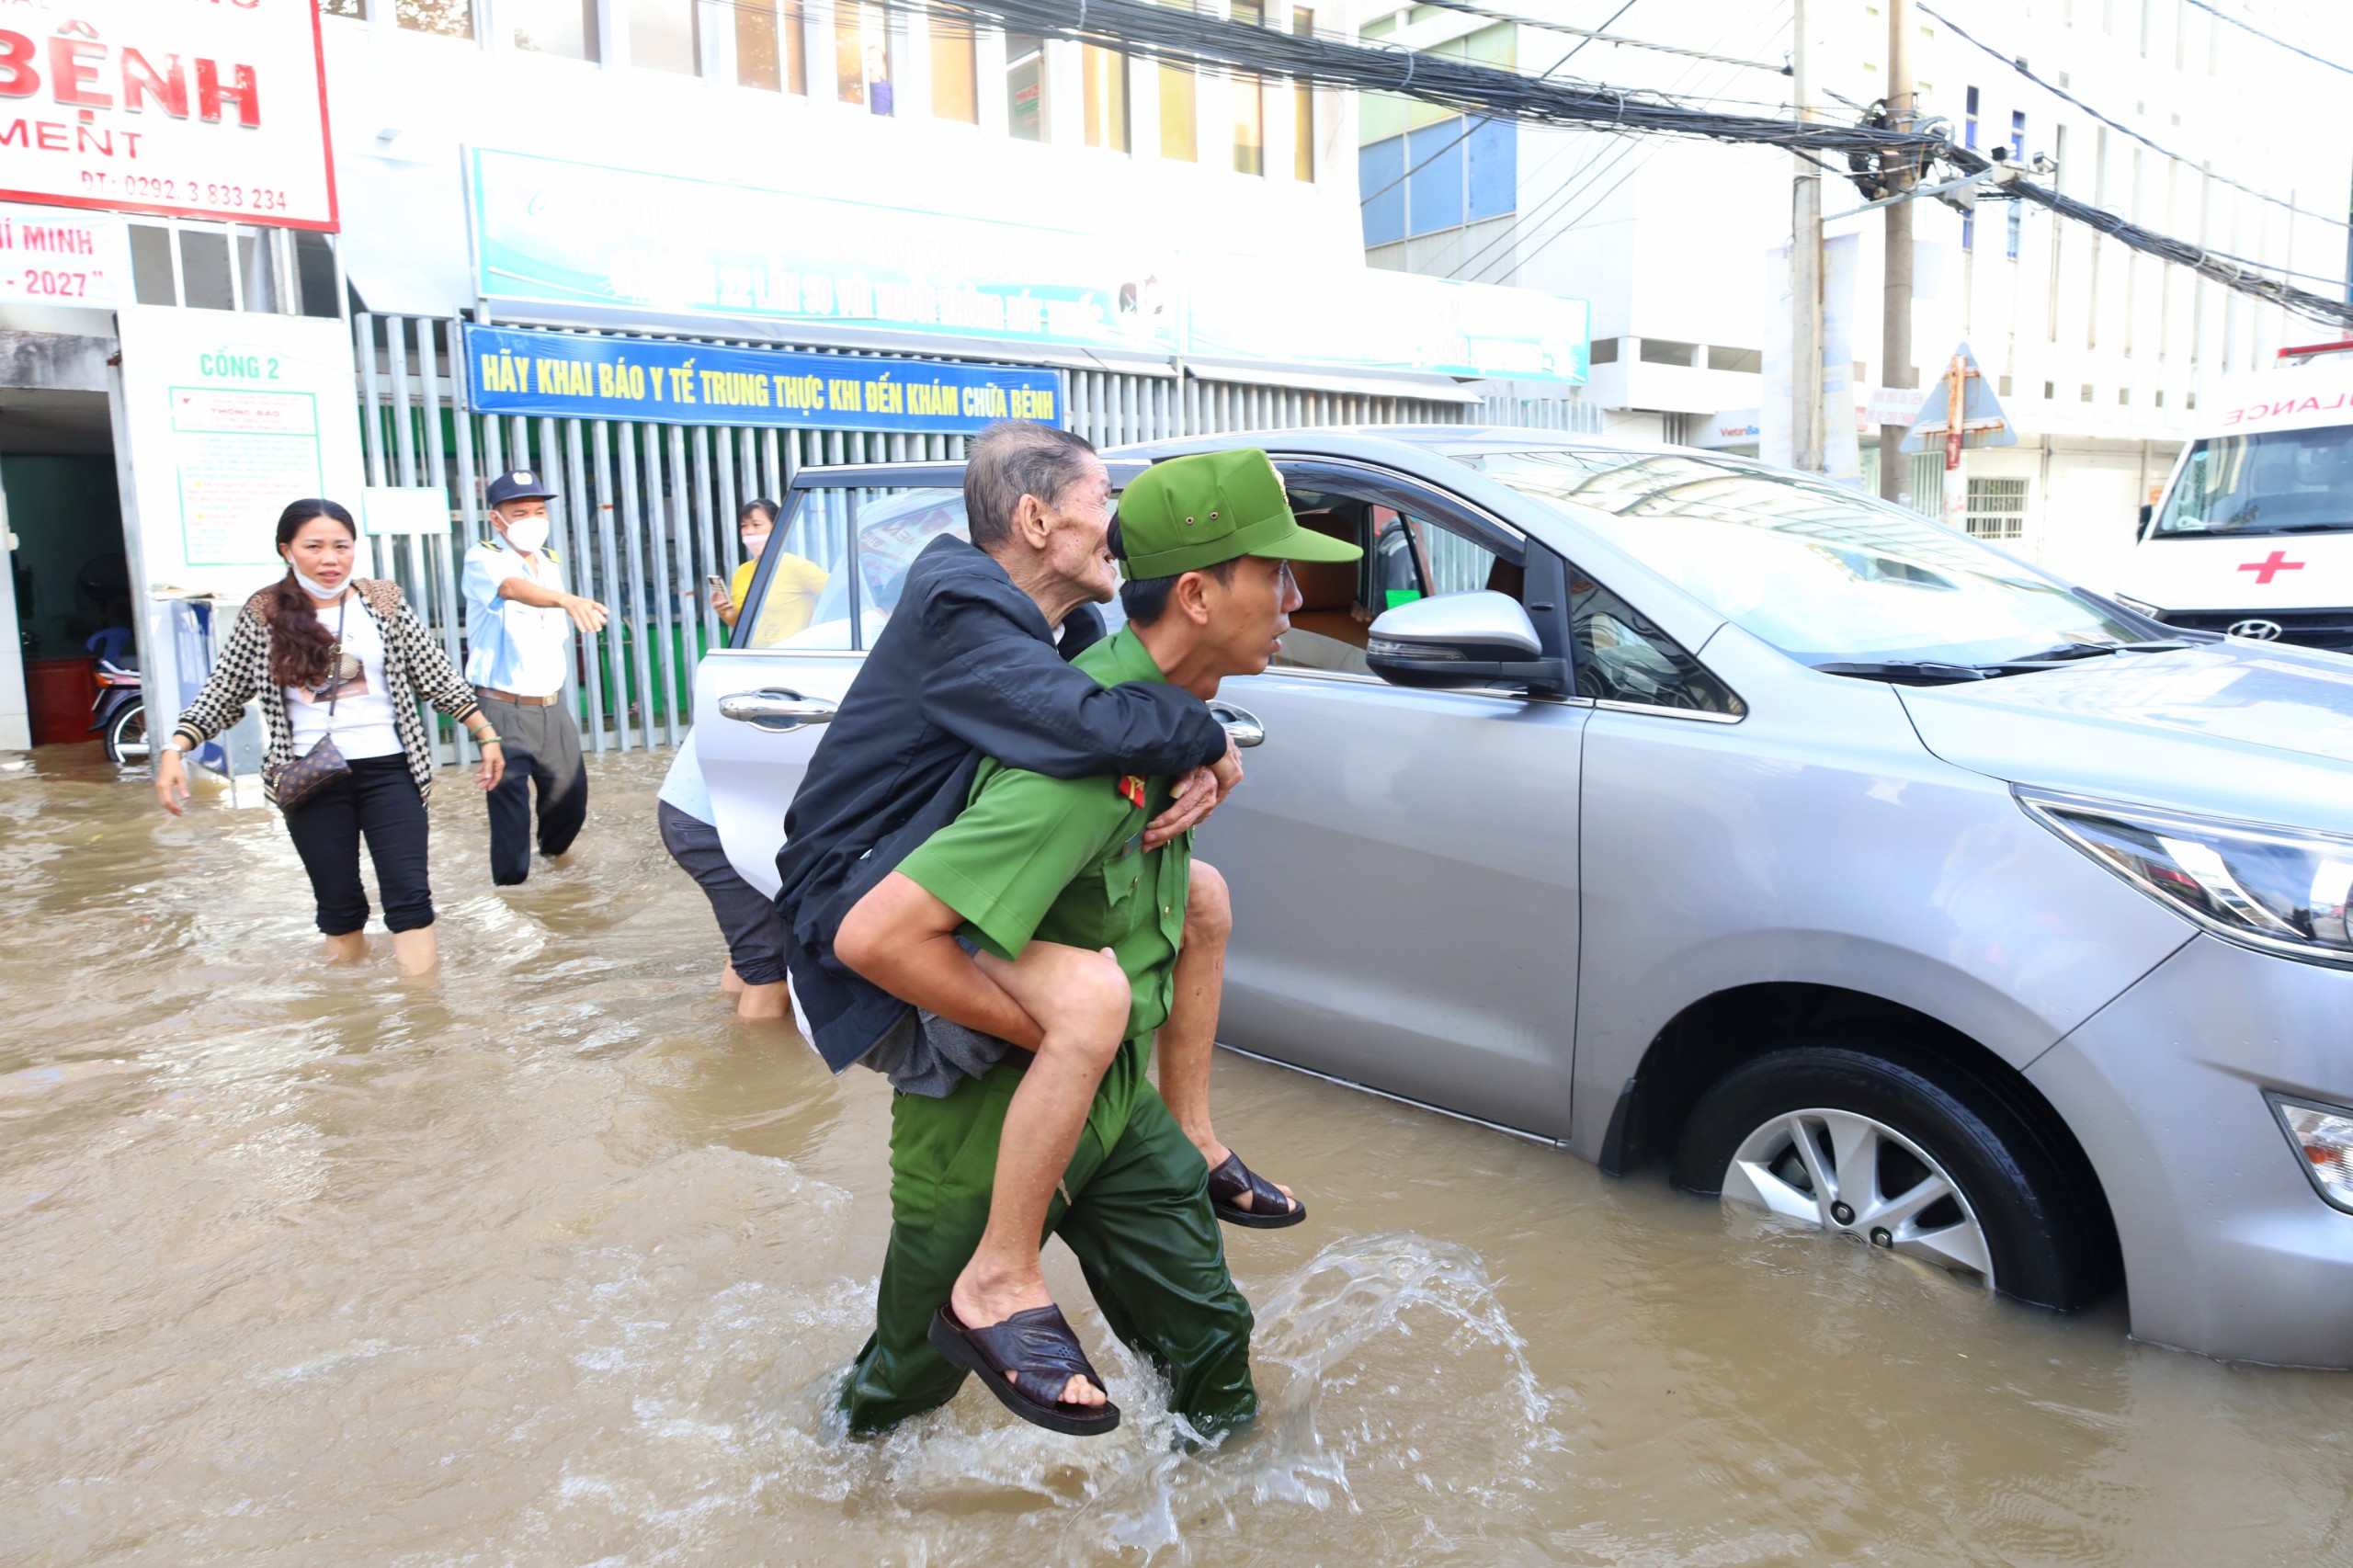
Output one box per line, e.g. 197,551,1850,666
735,1231,1562,1565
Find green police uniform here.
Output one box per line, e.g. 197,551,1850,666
839,449,1358,1437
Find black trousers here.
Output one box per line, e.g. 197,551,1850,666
658,801,791,985
281,754,435,935
479,696,588,886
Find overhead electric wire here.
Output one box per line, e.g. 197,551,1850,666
1920,2,2348,233
919,0,2353,329
1453,3,1790,286
2181,0,2353,76
1401,0,1787,73
1356,0,1642,218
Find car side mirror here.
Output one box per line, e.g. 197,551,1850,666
1365,590,1570,695
2137,503,2154,534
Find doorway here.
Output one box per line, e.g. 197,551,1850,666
3,392,124,747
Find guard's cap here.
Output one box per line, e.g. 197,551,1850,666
1115,449,1361,580
486,467,558,506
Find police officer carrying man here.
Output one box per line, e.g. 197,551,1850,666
462,469,608,886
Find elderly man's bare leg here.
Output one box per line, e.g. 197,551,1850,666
946,939,1132,1408
1154,860,1298,1219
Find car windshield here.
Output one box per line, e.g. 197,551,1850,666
1466,449,2145,669
2151,426,2353,537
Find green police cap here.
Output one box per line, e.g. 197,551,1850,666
1117,449,1363,580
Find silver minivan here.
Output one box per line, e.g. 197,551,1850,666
698,428,2353,1369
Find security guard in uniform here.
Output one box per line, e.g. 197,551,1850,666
462,469,609,885
831,449,1358,1438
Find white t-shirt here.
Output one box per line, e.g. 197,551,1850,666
657,727,713,824
286,597,404,761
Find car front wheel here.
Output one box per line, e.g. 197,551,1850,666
1671,1044,2108,1310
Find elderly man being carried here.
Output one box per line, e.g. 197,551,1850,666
834,449,1358,1437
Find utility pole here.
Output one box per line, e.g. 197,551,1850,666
1791,0,1824,473
1880,0,1916,506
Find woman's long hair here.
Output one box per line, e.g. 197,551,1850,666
266,500,358,689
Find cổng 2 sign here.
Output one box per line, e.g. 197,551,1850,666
0,0,336,231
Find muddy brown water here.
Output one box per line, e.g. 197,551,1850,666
3,745,2349,1565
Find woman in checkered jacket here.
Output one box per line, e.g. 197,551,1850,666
154,500,507,974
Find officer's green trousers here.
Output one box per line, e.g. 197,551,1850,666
841,1058,1258,1437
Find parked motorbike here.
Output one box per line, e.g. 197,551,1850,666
85,629,147,766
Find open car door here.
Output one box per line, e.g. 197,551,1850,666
693,468,972,895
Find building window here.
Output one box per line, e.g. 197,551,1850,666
1588,336,1618,365
1083,45,1129,151
836,1,892,113
1231,0,1267,176
1359,137,1404,245
510,0,597,59
1708,346,1762,372
1291,6,1315,181
2006,110,2025,258
1640,338,1699,366
1006,30,1048,141
1961,85,1979,252
1357,115,1514,244
1161,54,1198,159
396,0,473,38
1964,476,2029,540
738,0,807,91
629,0,697,73
929,11,976,120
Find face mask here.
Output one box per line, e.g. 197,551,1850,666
290,567,346,599
503,516,551,554
741,529,768,557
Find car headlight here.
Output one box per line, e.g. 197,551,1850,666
2268,1094,2353,1213
2018,787,2353,967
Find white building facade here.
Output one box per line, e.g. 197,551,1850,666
1360,0,2353,595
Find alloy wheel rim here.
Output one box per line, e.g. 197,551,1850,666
1720,1107,1995,1290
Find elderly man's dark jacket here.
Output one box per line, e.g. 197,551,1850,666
777,534,1229,1073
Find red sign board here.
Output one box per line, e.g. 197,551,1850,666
0,0,336,231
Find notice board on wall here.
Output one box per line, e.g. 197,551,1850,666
116,307,365,604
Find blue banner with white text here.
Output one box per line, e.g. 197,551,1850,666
460,324,1061,434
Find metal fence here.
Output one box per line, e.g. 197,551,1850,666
350,312,1578,762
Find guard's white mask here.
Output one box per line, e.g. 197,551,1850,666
502,515,551,555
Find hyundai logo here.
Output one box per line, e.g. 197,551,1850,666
2227,619,2286,641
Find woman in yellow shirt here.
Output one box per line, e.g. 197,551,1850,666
711,498,829,642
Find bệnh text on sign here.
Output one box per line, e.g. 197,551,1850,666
461,325,1060,435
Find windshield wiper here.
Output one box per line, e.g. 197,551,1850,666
1986,639,2192,667
1813,660,1993,685
1816,641,2193,686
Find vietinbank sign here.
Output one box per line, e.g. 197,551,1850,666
0,0,336,230
469,149,1587,384
461,324,1061,434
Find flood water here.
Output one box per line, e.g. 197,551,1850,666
4,744,2350,1566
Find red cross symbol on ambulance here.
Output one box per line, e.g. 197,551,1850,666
2237,550,2306,585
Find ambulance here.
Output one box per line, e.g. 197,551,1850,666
2116,344,2353,652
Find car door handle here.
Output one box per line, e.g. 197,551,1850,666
718,688,838,732
1209,700,1265,748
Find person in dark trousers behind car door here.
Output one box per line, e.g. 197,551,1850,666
462,469,609,886
775,421,1304,1227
